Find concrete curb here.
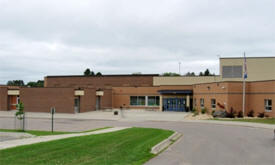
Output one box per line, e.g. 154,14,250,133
151,132,182,154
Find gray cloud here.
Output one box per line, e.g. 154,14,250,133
0,0,274,84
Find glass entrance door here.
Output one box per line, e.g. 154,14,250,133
163,98,186,112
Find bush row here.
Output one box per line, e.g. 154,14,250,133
191,107,269,118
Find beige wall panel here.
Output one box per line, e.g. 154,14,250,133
220,57,275,81
153,76,221,86
74,90,84,96
8,90,20,95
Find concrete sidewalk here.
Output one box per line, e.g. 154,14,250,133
0,127,129,150
0,110,120,121
0,132,35,142
1,110,273,130
0,110,189,122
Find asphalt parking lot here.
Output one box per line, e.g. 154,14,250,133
0,116,274,165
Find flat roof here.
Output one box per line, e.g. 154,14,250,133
45,74,159,78
220,56,275,59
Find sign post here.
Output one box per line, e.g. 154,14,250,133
50,107,56,133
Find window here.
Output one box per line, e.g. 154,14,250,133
130,96,146,106
200,98,204,108
211,99,216,109
147,96,160,106
264,99,272,112
16,96,20,104
222,66,242,78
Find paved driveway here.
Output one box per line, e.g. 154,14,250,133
0,117,274,165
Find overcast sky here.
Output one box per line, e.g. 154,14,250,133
0,0,274,84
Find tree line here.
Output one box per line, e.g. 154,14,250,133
6,80,44,87
84,68,102,76
6,68,215,86
162,69,215,76
6,68,102,86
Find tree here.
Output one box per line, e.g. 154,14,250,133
162,72,180,76
204,69,210,76
84,68,101,76
7,80,25,86
84,68,91,76
96,72,102,76
185,72,196,76
15,102,25,131
132,72,142,75
198,69,215,76
27,80,44,87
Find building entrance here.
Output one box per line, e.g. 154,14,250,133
74,97,80,113
163,98,186,112
96,96,101,110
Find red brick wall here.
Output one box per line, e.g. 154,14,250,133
101,89,112,109
44,75,154,88
20,87,75,113
193,81,275,117
246,81,275,117
193,82,230,112
112,86,192,109
80,88,96,112
0,87,8,111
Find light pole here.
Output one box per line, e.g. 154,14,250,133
178,62,181,75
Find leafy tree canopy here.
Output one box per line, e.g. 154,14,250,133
27,80,44,87
84,68,91,76
162,72,180,76
199,69,215,76
184,72,196,76
7,80,25,86
96,72,102,76
84,68,101,76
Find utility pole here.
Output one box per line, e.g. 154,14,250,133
178,62,181,75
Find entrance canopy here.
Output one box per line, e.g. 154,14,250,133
158,90,193,95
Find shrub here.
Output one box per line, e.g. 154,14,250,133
192,108,199,117
257,112,265,118
247,110,254,117
201,108,208,114
212,110,227,118
226,107,236,118
264,114,269,118
237,111,243,118
191,108,196,113
193,111,199,117
211,110,215,116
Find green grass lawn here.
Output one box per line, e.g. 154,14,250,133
212,118,275,125
0,127,173,165
0,127,112,136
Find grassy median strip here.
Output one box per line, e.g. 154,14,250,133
0,127,112,136
0,127,173,165
212,118,275,125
